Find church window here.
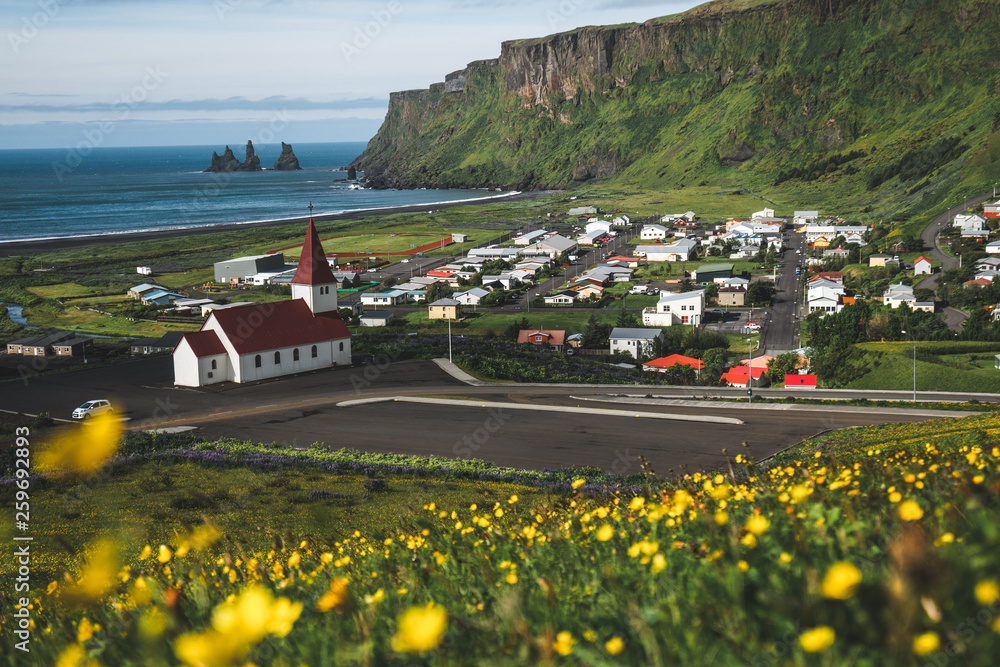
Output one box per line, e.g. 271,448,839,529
311,345,318,358
211,359,217,370
274,351,281,364
293,348,299,361
339,342,344,352
255,355,261,368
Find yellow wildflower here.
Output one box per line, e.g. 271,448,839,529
317,578,350,612
605,636,625,655
77,617,94,643
821,561,862,600
912,632,940,656
799,626,835,653
975,580,999,606
390,603,448,653
898,500,924,521
745,515,769,536
571,478,586,489
596,525,614,541
553,631,575,656
37,410,122,475
157,545,172,564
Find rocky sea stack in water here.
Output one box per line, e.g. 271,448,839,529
205,140,263,172
273,142,302,171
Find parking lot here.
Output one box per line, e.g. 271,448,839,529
703,308,765,335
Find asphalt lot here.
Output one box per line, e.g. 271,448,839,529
2,356,941,473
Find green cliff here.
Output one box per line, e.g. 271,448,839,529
352,0,1000,213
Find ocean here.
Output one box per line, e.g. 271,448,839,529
0,143,498,244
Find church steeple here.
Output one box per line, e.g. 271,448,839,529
291,213,338,314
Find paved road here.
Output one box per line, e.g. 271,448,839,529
763,229,805,355
2,356,987,474
915,191,995,330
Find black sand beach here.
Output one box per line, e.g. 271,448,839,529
0,190,561,256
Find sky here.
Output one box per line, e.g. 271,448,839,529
0,0,705,149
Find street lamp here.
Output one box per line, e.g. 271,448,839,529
901,329,916,402
747,337,754,405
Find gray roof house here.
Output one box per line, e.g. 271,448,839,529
609,327,664,360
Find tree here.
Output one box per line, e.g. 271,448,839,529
767,352,802,381
503,316,530,341
582,313,613,349
746,280,775,306
481,290,508,307
615,310,640,328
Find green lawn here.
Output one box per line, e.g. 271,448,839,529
847,354,1000,393
26,283,110,299
23,301,199,337
399,310,623,334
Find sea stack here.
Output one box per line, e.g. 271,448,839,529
347,165,357,180
205,140,263,172
273,142,302,170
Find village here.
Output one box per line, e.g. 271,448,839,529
9,194,1000,395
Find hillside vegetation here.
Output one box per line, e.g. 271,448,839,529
355,0,1000,225
4,410,1000,664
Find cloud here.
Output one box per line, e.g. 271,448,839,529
0,95,388,114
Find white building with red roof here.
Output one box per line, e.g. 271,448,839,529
172,221,351,387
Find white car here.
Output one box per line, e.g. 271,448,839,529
400,259,410,263
72,399,114,420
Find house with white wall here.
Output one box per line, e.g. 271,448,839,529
609,328,663,360
642,290,704,326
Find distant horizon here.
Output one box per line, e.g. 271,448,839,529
0,139,371,152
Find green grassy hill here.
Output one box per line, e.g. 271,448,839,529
355,0,1000,222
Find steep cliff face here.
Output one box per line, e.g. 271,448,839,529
273,142,302,170
352,0,1000,204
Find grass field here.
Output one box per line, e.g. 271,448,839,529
397,310,623,334
22,301,199,337
26,283,110,299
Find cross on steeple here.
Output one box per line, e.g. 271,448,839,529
307,202,315,223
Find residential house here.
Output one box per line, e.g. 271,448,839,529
752,208,775,219
172,222,350,387
6,330,77,356
52,337,93,357
453,287,490,305
130,331,184,356
883,283,916,308
359,311,395,327
609,328,664,360
869,254,894,267
640,224,670,240
785,374,818,388
571,283,605,300
643,354,704,373
954,214,986,231
984,201,1000,218
963,278,993,289
612,215,631,226
428,298,462,320
720,365,767,388
517,329,566,351
642,289,705,326
793,210,820,225
985,241,1000,254
635,238,697,262
360,290,407,306
717,276,750,288
807,286,846,315
813,272,844,284
577,231,606,246
543,291,577,305
718,285,746,307
913,256,933,275
823,247,851,259
805,225,868,243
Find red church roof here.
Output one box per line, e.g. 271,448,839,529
174,329,226,357
206,300,349,355
643,354,704,370
291,221,337,286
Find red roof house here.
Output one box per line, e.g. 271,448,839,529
643,354,704,372
517,330,567,350
720,366,767,388
784,374,817,388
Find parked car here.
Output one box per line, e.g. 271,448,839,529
72,399,114,420
744,321,761,330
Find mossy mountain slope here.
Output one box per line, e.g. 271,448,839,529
353,0,1000,212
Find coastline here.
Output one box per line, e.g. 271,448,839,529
0,190,562,256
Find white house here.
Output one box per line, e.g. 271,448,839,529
361,290,407,306
807,286,845,315
521,234,577,259
642,290,704,327
883,283,916,309
609,328,663,360
986,241,1000,254
585,220,613,235
752,208,775,219
173,222,350,387
635,238,697,262
640,224,670,240
453,287,490,305
613,215,631,226
577,230,606,246
954,214,986,232
359,311,395,327
543,291,577,305
913,256,933,275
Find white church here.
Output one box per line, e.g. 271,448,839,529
172,222,351,387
